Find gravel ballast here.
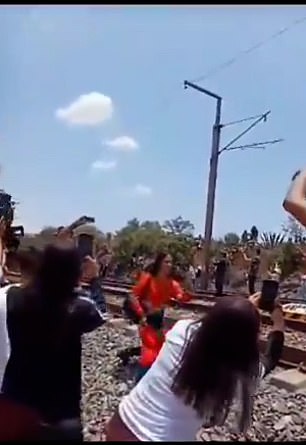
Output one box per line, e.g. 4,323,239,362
82,322,306,442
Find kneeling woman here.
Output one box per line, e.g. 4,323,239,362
106,295,284,441
119,252,190,369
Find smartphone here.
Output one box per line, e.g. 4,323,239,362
259,279,279,312
76,234,95,260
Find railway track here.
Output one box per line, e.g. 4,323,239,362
99,280,306,334
5,272,306,369
101,278,306,305
5,272,306,333
7,273,304,305
105,296,306,370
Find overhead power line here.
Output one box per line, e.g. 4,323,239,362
190,15,306,84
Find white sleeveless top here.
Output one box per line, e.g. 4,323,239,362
119,319,204,441
119,319,266,442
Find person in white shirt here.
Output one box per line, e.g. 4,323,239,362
106,295,284,442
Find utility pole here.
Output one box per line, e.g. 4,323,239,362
184,80,283,290
184,81,222,289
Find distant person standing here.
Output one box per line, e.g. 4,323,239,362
242,247,261,295
214,251,229,296
186,265,196,291
195,265,202,290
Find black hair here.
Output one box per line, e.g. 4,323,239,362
148,252,171,277
17,247,41,277
171,297,260,432
33,244,81,305
146,311,164,330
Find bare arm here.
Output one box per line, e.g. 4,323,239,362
283,168,306,227
249,294,285,377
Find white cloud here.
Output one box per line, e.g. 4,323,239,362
55,92,113,126
91,160,117,171
104,136,139,152
133,184,152,196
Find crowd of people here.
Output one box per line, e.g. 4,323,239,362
0,167,306,441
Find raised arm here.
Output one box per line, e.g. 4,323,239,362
249,293,285,378
283,168,306,227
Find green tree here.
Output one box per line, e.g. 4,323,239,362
163,216,194,236
260,232,285,249
250,225,259,241
113,218,194,268
282,216,306,243
223,232,240,246
278,243,304,279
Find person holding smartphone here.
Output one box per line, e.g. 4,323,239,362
106,294,284,442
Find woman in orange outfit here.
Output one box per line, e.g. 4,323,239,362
136,318,166,382
131,252,191,325
128,252,191,381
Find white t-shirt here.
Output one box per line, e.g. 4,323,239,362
119,319,267,442
0,284,19,388
119,319,203,442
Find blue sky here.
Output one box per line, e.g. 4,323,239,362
1,6,306,237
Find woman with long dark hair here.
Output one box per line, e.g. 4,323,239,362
119,252,190,378
130,252,188,324
106,295,284,441
0,244,105,440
